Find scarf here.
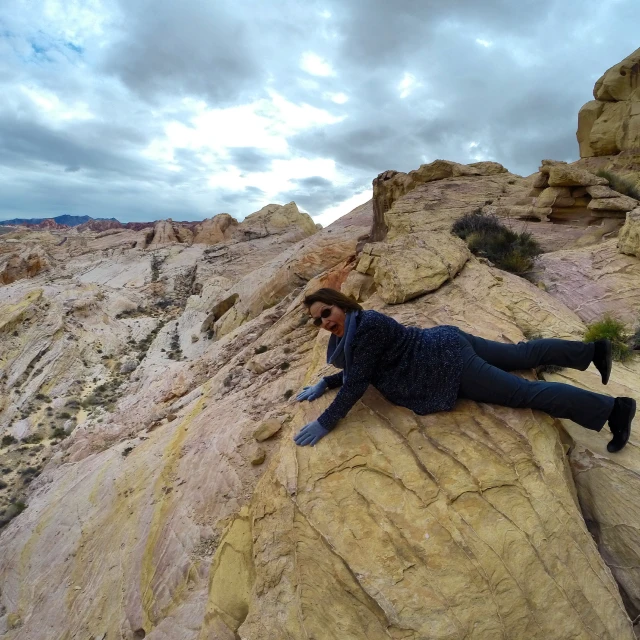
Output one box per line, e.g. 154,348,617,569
327,310,360,381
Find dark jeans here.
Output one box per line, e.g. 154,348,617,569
457,331,615,431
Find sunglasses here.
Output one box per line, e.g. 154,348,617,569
311,306,333,326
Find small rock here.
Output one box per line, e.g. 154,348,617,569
191,334,199,343
120,360,138,373
166,413,178,422
251,447,266,466
253,418,283,441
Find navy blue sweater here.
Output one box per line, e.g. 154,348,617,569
317,310,463,431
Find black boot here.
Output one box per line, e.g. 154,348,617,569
607,397,636,453
593,339,612,385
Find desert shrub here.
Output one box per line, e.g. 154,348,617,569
57,412,72,419
279,362,290,371
452,211,541,274
584,315,633,362
1,435,16,447
255,345,268,354
150,253,164,282
0,501,26,529
283,389,293,400
81,394,104,408
20,466,39,476
595,170,640,200
122,446,133,457
22,433,43,444
116,306,145,320
0,480,7,489
51,428,68,440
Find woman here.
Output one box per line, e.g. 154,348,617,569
293,288,636,452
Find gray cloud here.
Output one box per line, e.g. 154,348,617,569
275,177,364,214
0,0,639,222
227,147,275,173
0,115,157,178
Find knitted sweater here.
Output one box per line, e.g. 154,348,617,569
317,310,463,431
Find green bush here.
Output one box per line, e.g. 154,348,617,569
584,315,633,362
51,428,68,440
1,435,16,447
452,211,541,274
0,501,26,529
595,170,640,200
22,433,43,444
20,466,39,476
631,325,640,351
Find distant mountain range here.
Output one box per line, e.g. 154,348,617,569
0,215,119,227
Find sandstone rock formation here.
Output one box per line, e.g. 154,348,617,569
371,159,507,241
76,218,124,233
140,203,314,250
577,46,640,158
147,218,181,248
233,201,317,240
192,213,238,245
528,160,639,224
0,249,48,285
619,207,640,257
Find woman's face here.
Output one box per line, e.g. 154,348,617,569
308,302,346,338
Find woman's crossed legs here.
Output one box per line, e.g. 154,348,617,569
456,331,614,431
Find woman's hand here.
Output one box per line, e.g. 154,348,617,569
296,379,328,402
293,420,330,446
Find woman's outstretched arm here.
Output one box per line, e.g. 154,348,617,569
323,372,344,388
316,318,387,431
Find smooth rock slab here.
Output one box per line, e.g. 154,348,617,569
588,194,639,212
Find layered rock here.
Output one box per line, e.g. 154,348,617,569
371,159,507,241
532,237,640,325
577,47,640,158
212,207,370,338
530,160,638,224
76,218,124,233
192,214,238,245
233,201,317,241
355,233,470,304
0,250,48,285
147,219,181,248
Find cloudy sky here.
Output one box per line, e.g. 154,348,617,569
1,1,638,225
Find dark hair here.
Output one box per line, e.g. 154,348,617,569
303,288,362,312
